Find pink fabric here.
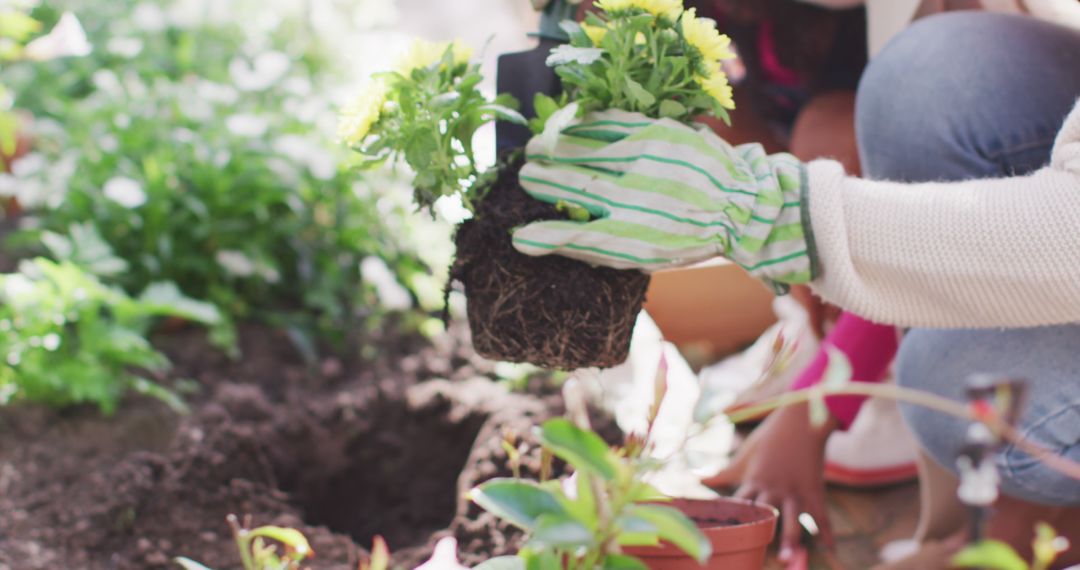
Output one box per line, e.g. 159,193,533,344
757,20,801,87
790,312,900,429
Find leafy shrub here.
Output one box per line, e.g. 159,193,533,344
0,257,219,413
3,0,433,351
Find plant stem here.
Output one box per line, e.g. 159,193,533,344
227,515,256,570
727,384,1080,482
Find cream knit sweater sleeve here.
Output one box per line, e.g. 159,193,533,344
807,99,1080,329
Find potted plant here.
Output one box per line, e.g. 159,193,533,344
340,0,736,370
467,362,777,570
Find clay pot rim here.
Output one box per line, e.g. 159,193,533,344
668,496,779,531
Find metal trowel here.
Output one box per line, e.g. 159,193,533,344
495,0,579,152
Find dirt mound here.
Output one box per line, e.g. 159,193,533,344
0,325,615,569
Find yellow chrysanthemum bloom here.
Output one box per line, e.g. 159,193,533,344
597,0,683,21
395,39,473,75
697,68,735,110
337,79,388,145
581,22,608,46
681,9,735,63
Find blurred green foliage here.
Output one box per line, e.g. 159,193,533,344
0,257,219,413
2,0,440,356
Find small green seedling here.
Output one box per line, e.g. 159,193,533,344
471,375,711,570
953,522,1070,570
174,515,313,570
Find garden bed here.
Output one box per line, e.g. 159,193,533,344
0,324,617,569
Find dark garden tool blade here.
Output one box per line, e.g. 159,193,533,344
495,0,578,152
496,39,562,152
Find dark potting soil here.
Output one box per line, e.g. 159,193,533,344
453,154,651,370
0,323,620,569
694,517,745,527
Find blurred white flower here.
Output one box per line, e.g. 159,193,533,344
107,37,144,58
24,12,92,61
4,275,34,300
196,81,239,105
132,3,168,32
229,51,290,92
415,537,468,570
92,70,123,97
103,177,147,208
216,250,257,278
273,135,337,180
10,153,46,177
168,0,231,27
42,333,61,351
100,134,119,153
172,128,196,144
225,114,269,138
0,174,14,197
360,256,411,310
434,194,472,224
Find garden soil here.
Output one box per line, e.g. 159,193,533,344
0,323,619,569
452,154,651,371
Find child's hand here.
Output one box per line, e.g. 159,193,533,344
703,402,837,561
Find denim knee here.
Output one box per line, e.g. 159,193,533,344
855,12,1080,182
896,327,1080,506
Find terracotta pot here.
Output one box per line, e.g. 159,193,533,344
643,261,777,362
625,498,778,570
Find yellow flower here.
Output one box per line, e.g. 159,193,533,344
681,9,735,64
597,0,683,21
337,79,388,145
395,39,473,75
581,22,608,46
697,68,735,110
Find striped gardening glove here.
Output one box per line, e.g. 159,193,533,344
512,110,817,292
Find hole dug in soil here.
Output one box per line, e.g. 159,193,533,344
272,391,489,552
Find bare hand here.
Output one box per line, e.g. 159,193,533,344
703,403,838,561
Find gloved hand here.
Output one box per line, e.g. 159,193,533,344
512,110,817,291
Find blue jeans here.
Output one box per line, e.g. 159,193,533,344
855,12,1080,506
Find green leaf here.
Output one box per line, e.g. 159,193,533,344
822,346,853,389
534,94,560,122
172,557,215,570
519,548,562,570
367,536,390,570
138,282,222,325
952,540,1029,570
626,481,669,503
540,418,619,480
808,393,830,429
0,10,42,41
561,471,598,528
531,513,593,548
481,104,527,126
658,100,687,120
0,110,18,157
628,505,711,563
624,77,656,107
547,45,605,67
1033,523,1067,570
615,515,660,547
474,557,526,570
131,378,188,415
602,555,650,570
471,479,567,531
247,526,313,560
